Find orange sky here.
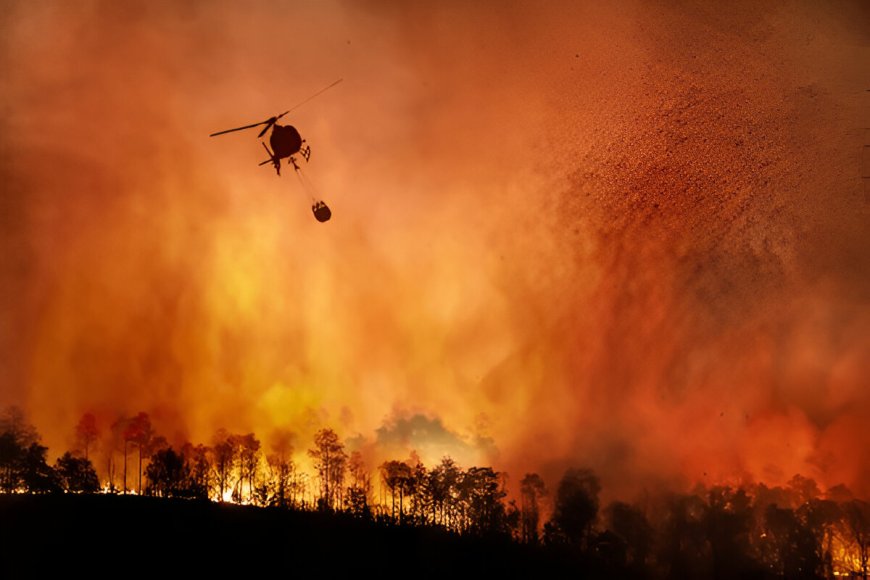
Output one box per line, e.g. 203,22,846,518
1,0,868,499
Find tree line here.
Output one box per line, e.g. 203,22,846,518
0,406,868,578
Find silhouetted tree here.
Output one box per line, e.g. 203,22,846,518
308,428,346,511
461,466,509,537
145,447,188,497
827,483,854,503
520,473,546,544
181,442,212,500
265,430,294,508
787,474,821,506
546,468,601,549
125,412,157,494
430,457,461,528
753,482,792,512
0,431,24,492
0,407,38,446
111,416,131,493
235,433,260,503
841,500,870,578
294,471,311,509
506,499,521,540
0,407,40,492
212,429,235,501
346,451,372,519
799,497,841,578
55,452,100,492
604,501,652,570
761,504,821,579
74,412,100,461
592,528,629,570
656,493,712,579
20,442,60,493
101,417,126,493
380,460,413,523
408,457,429,525
703,486,760,579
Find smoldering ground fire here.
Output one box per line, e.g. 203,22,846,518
1,0,868,508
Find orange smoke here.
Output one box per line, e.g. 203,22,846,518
1,0,868,499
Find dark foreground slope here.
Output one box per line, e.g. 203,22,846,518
0,495,601,578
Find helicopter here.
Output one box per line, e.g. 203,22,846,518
209,79,342,222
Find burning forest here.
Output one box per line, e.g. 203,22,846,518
1,405,870,577
1,0,868,576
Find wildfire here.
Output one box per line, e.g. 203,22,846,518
2,0,868,519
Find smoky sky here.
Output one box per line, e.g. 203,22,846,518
1,0,868,499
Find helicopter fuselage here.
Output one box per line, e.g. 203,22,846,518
270,124,303,160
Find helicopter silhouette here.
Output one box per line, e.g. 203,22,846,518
209,79,342,222
210,111,309,176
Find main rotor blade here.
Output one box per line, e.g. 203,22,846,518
257,121,275,139
209,79,341,138
281,78,343,117
209,120,267,137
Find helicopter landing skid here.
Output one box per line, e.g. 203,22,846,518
259,142,283,175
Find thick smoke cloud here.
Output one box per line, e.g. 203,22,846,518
1,0,867,499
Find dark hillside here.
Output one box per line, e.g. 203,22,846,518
0,495,599,578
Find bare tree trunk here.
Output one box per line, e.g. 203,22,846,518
862,541,868,580
324,449,330,510
123,440,128,494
